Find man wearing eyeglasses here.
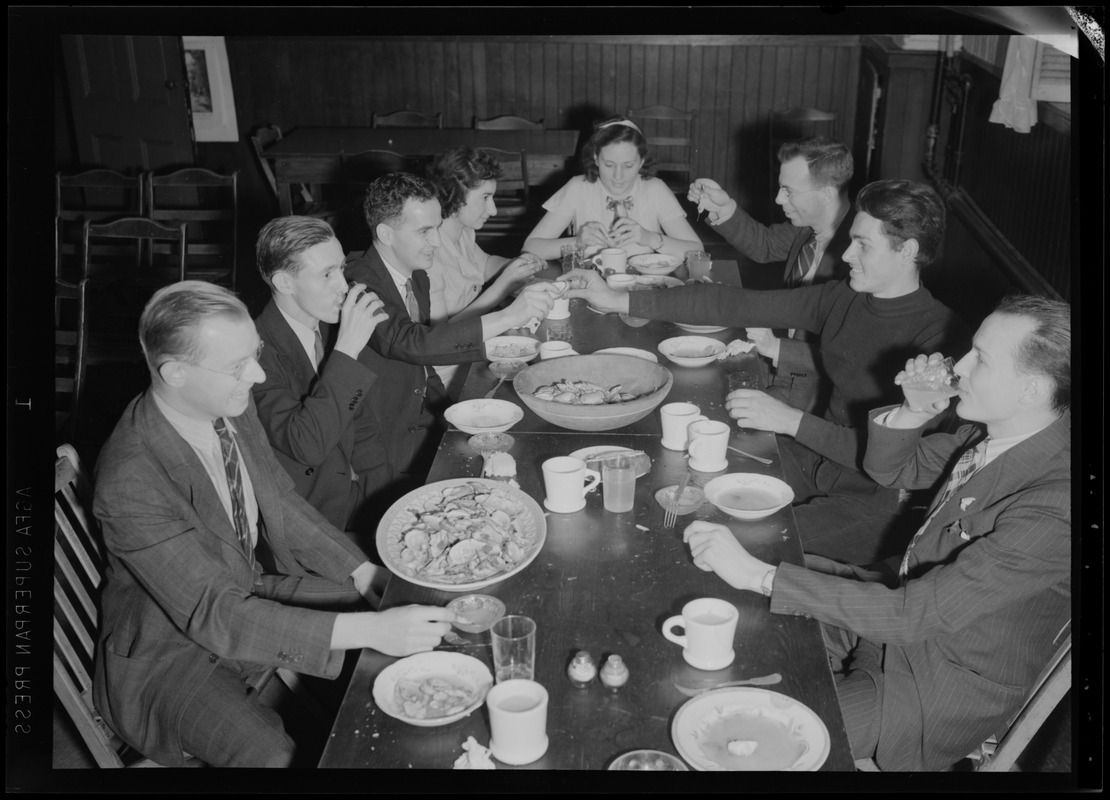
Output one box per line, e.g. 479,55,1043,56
91,280,455,767
688,137,855,415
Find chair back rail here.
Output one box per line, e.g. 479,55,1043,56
474,148,532,236
475,114,544,131
626,105,694,193
145,168,238,289
372,110,443,129
56,169,143,281
55,278,88,443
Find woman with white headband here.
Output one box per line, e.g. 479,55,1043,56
523,115,702,261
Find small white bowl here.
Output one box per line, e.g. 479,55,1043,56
658,336,726,367
606,273,639,291
444,399,524,435
703,473,795,520
628,253,682,276
485,336,540,363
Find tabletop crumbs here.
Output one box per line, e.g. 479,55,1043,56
635,524,650,532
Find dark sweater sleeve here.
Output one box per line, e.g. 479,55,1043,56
629,281,834,333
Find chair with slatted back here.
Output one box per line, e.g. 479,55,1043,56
56,169,143,282
475,114,544,131
339,149,431,247
250,123,341,224
768,108,838,216
626,105,695,195
372,109,443,129
474,147,532,241
145,167,239,289
55,278,88,444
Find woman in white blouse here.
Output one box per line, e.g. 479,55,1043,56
523,116,702,261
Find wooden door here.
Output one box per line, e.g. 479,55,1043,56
61,35,195,172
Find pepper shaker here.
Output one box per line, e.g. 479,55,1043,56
567,650,597,689
599,654,629,691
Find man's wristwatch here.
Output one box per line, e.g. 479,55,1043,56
759,566,777,597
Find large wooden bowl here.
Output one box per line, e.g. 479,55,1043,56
512,354,673,431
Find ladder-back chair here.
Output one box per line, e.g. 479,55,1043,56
474,147,532,240
56,169,143,282
55,279,88,444
626,105,695,194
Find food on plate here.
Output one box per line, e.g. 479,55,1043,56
633,255,676,269
697,709,807,770
453,736,496,769
674,345,721,359
721,339,756,356
488,341,538,358
393,482,536,584
481,452,518,487
395,675,478,720
531,379,652,405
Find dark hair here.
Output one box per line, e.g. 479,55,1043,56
995,293,1071,414
363,172,439,239
255,215,336,284
855,179,946,268
777,137,854,193
139,280,250,375
580,116,656,182
427,147,503,218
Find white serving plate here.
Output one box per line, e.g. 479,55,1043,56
671,687,830,771
702,473,794,520
593,347,659,363
372,652,493,727
444,399,524,435
377,478,546,592
657,336,726,367
674,322,730,334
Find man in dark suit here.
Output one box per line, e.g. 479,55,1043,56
92,281,454,767
689,137,854,414
252,215,391,540
683,294,1071,771
344,172,557,498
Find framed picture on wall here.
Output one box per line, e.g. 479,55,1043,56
182,36,239,142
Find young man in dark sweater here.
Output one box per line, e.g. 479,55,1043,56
567,180,971,564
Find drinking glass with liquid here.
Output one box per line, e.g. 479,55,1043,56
602,456,636,513
900,356,960,411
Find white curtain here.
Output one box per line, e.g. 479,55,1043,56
989,36,1039,133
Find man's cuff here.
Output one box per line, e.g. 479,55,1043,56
710,200,737,225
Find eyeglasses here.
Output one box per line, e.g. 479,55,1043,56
778,186,820,200
186,341,265,380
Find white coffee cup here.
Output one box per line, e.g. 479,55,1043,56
660,403,708,451
687,419,731,472
539,341,576,360
486,679,549,765
542,456,600,513
547,296,571,320
662,598,739,670
592,247,628,274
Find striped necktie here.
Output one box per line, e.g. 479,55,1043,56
213,417,256,572
789,235,817,288
313,327,324,371
899,436,990,579
405,278,423,324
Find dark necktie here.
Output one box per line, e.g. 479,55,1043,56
213,417,256,572
790,235,818,289
405,278,424,324
899,436,990,578
313,328,324,371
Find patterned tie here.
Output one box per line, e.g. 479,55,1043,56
405,278,423,324
790,235,818,288
213,417,256,572
899,436,990,578
313,327,324,371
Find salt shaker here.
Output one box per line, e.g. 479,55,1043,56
599,654,629,691
567,650,597,688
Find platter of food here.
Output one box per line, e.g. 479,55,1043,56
372,652,493,727
376,478,546,592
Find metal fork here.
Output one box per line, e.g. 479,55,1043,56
665,472,692,528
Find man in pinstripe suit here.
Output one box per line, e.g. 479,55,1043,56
683,294,1071,770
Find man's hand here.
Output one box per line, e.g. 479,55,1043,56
745,328,781,362
562,268,630,314
890,352,952,423
688,178,736,223
351,562,390,608
334,284,389,359
576,221,612,249
683,520,768,592
366,605,456,657
725,388,804,436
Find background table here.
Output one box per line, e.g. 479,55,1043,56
318,269,855,771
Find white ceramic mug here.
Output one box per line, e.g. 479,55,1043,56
541,456,600,513
486,679,549,765
660,403,708,451
592,247,628,274
547,296,571,320
687,419,731,472
539,341,576,360
662,598,739,670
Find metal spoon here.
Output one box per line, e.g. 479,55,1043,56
727,445,773,466
673,672,783,697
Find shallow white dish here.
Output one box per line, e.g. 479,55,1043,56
606,274,640,291
628,253,683,275
569,446,651,481
485,335,540,363
703,473,794,520
372,652,493,727
377,478,546,591
657,336,726,367
447,594,507,633
674,322,730,334
631,275,684,290
671,687,830,771
444,399,524,435
593,347,658,363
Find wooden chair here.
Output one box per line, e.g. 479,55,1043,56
56,169,143,282
372,109,443,129
475,114,544,131
768,107,838,216
55,279,88,444
145,167,239,289
626,104,695,194
249,123,340,223
474,147,531,240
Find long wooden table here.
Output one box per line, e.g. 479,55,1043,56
318,261,854,771
266,126,581,215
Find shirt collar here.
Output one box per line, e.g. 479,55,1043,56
376,247,412,297
812,200,851,245
276,303,320,364
152,389,238,450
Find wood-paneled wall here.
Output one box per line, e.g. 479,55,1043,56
226,35,861,214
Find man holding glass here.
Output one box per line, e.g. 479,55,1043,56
682,294,1072,771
